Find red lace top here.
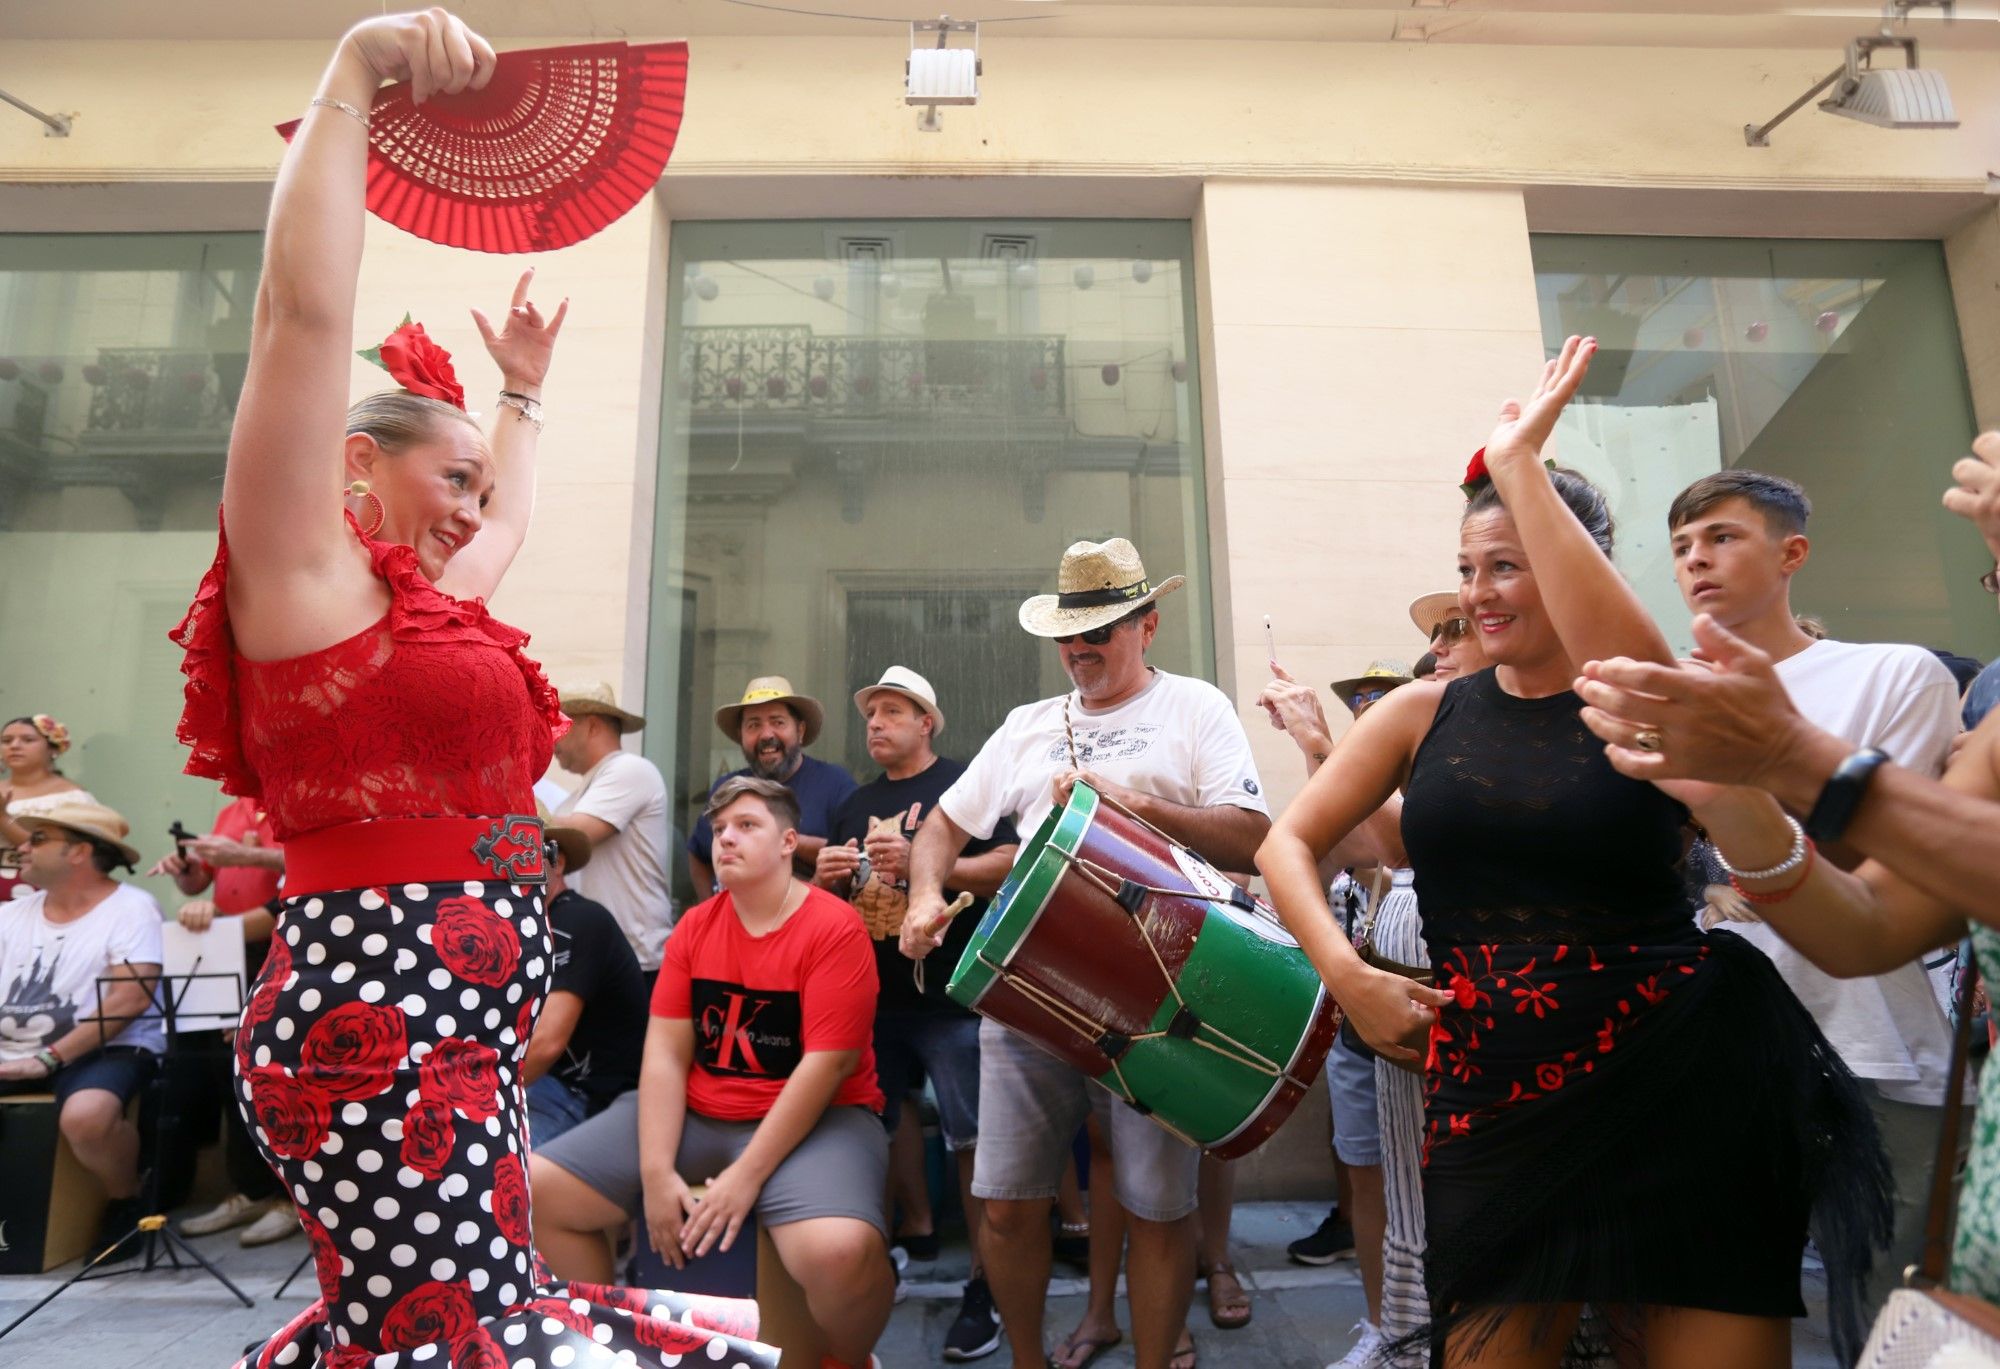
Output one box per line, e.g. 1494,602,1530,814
170,513,566,842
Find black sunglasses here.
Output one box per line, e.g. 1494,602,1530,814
1055,609,1147,647
1429,616,1471,645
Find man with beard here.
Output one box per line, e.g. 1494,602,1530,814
689,677,857,901
901,539,1270,1369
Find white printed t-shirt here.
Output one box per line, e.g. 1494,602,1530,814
0,883,166,1060
556,748,674,971
940,668,1269,848
1732,638,1961,1106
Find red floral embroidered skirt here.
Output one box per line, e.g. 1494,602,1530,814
232,879,778,1368
1415,928,1890,1366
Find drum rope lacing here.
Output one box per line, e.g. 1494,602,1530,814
970,797,1321,1149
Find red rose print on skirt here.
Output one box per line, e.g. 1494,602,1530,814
492,1151,532,1246
632,1314,713,1355
514,995,537,1052
299,1001,407,1101
432,895,521,987
400,1097,457,1180
380,1279,478,1349
244,934,291,1029
298,1205,341,1305
450,1326,508,1369
246,1065,331,1160
419,1036,502,1120
527,1297,597,1338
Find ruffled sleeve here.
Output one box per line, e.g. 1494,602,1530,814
169,507,261,798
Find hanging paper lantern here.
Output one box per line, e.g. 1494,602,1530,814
38,360,64,385
812,276,835,301
1170,359,1188,383
0,358,17,381
1073,264,1095,291
1682,327,1705,350
1131,260,1153,284
694,276,719,301
854,374,877,397
1101,363,1121,386
82,363,107,386
1816,310,1840,334
1028,367,1048,392
1745,321,1769,343
765,375,788,399
808,374,829,399
723,375,744,400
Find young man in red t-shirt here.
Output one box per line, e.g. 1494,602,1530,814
532,775,894,1369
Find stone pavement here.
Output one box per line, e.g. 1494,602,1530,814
0,1200,1844,1367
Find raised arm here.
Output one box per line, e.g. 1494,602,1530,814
1256,683,1452,1062
1482,336,1676,670
437,269,567,602
224,12,495,596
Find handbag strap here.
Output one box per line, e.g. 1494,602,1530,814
1915,937,1980,1288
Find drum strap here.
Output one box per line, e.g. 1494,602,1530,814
971,846,1321,1149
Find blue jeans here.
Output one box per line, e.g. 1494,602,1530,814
526,1075,590,1147
874,1010,982,1151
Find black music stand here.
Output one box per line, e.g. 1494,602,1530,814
0,964,255,1342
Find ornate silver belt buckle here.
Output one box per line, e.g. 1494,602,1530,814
472,815,546,884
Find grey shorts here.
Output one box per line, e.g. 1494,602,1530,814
970,1018,1199,1223
1327,1032,1382,1167
537,1090,889,1236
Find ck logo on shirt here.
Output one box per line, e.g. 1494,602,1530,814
690,978,804,1079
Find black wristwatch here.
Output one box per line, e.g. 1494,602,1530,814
1803,746,1889,844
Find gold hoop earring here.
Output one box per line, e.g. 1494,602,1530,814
346,480,386,538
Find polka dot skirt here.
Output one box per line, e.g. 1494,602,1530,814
231,881,779,1369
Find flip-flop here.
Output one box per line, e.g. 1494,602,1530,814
1171,1333,1199,1369
1205,1263,1252,1330
1049,1329,1123,1369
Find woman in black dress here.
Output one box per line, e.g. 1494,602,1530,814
1258,337,1887,1367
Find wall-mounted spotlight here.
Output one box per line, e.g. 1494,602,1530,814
1745,2,1958,146
907,17,980,132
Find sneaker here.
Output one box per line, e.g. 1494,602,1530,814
239,1202,302,1247
942,1276,1001,1361
1287,1206,1355,1266
897,1230,941,1262
889,1243,910,1273
181,1193,263,1237
1328,1319,1388,1369
890,1251,909,1305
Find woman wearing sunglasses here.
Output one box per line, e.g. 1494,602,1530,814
1258,338,1887,1368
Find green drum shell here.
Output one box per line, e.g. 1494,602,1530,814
948,783,1337,1158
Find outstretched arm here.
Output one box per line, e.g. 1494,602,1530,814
224,13,495,596
1482,336,1676,670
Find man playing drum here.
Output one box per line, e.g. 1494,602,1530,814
902,538,1270,1369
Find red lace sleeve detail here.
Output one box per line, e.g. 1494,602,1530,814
364,532,570,749
169,508,262,798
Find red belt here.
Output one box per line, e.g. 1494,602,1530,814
282,815,545,900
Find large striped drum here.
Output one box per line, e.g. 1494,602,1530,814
946,782,1336,1158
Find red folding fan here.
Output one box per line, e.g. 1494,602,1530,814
279,41,688,254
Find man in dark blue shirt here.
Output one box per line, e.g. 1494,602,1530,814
687,676,857,900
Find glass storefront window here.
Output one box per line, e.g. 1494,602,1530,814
1530,235,1989,658
0,233,261,899
647,220,1211,896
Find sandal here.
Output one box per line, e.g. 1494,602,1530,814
1049,1329,1123,1369
1205,1262,1252,1330
1172,1330,1199,1369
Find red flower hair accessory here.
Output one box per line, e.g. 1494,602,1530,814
1459,447,1557,499
358,316,465,410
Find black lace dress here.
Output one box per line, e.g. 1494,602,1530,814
1399,669,1889,1364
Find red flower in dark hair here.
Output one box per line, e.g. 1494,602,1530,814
1460,447,1490,497
367,319,465,410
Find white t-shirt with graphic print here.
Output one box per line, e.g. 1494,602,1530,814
941,668,1269,847
0,883,165,1060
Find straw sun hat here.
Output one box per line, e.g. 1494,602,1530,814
1017,538,1185,639
715,677,826,747
15,801,141,868
853,666,946,738
558,682,645,734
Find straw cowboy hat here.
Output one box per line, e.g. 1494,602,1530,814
715,676,825,747
1409,591,1466,639
853,665,946,738
558,682,645,734
544,823,594,875
1018,538,1186,639
15,800,141,868
1331,658,1417,702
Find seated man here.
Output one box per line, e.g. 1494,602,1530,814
0,801,164,1256
522,823,648,1145
531,776,894,1369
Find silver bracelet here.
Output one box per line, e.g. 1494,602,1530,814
496,391,544,433
1712,813,1808,882
309,96,370,129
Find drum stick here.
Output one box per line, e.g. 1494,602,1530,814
926,891,975,939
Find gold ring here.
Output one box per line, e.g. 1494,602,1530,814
1634,728,1663,753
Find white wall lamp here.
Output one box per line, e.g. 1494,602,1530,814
1745,1,1958,146
907,17,980,132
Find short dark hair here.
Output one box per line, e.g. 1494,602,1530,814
86,839,128,876
1412,651,1438,679
1667,470,1810,538
705,775,801,833
1464,467,1615,557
